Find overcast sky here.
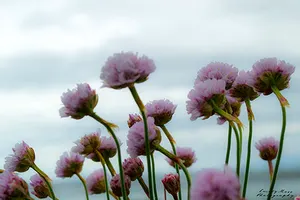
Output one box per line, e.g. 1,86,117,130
0,0,299,191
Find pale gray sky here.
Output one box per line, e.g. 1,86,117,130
0,0,299,189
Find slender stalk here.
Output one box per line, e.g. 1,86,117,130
160,125,182,200
210,99,243,128
155,144,191,200
267,87,287,200
88,113,127,200
225,124,232,165
151,153,158,200
242,99,254,197
31,163,57,200
230,123,240,177
137,177,150,198
109,191,119,200
164,189,167,200
268,160,274,183
128,85,154,200
105,157,117,176
95,150,111,200
75,173,89,200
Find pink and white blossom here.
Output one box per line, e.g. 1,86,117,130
55,152,84,178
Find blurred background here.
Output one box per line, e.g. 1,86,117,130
0,0,299,199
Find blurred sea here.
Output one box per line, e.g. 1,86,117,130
41,172,300,200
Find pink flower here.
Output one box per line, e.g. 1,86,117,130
161,173,180,197
86,169,106,194
4,141,35,172
166,147,196,168
100,52,156,89
145,99,177,126
30,174,50,198
0,171,32,200
255,137,279,161
250,57,295,95
191,167,241,200
230,70,259,102
127,114,142,128
99,136,119,159
127,117,161,157
55,152,84,178
122,157,144,181
186,79,226,120
195,62,238,89
71,132,101,157
59,83,98,119
110,174,131,197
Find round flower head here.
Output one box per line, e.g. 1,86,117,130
0,171,33,200
55,152,84,178
100,52,156,89
255,137,279,161
127,117,161,157
30,174,50,198
4,141,35,172
166,147,196,168
59,83,98,119
195,62,238,89
99,136,119,159
122,157,144,181
145,99,177,126
251,57,295,95
161,173,180,197
110,174,131,197
72,132,101,157
230,70,259,102
191,167,241,200
127,114,142,128
186,79,226,121
86,169,106,194
217,93,241,125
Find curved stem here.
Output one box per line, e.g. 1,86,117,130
210,99,243,128
271,85,290,107
155,144,191,200
225,124,232,165
128,85,154,200
95,150,111,200
151,154,158,200
137,177,150,198
31,163,57,200
89,113,127,200
242,99,254,197
104,157,117,176
75,173,89,200
267,102,286,200
230,123,240,177
160,125,182,200
268,160,274,183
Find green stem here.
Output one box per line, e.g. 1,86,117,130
128,85,154,200
75,173,89,200
160,125,182,200
225,124,232,165
109,190,119,200
242,99,254,197
31,163,57,200
89,113,128,200
95,150,111,200
137,177,150,198
155,144,191,200
268,160,274,183
230,123,240,177
105,157,117,176
238,124,243,169
271,85,290,107
267,100,286,200
151,154,158,200
210,99,243,128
